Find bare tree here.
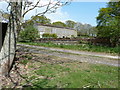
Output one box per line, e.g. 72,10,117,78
7,0,71,36
0,0,71,77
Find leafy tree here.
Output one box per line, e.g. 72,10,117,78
52,21,66,27
74,22,93,36
19,25,39,42
31,15,51,24
96,1,120,47
22,20,34,28
23,15,51,28
65,20,76,28
74,22,83,31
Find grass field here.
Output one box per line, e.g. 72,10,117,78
20,59,118,88
15,42,119,88
19,42,119,54
16,53,119,88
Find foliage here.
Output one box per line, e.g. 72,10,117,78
31,15,51,24
52,21,66,27
65,20,76,28
51,33,57,38
22,20,34,28
75,22,96,36
19,59,29,65
42,33,57,38
23,15,51,28
19,42,119,54
96,1,120,47
71,35,75,38
19,25,39,42
42,33,50,38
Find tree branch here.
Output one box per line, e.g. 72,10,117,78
22,0,41,17
34,0,69,16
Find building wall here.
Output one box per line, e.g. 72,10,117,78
35,25,77,38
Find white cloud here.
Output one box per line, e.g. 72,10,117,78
0,0,70,23
0,1,8,12
24,6,70,23
46,8,70,23
24,0,68,20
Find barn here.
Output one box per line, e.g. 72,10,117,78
35,24,77,38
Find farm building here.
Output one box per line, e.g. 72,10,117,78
35,24,77,38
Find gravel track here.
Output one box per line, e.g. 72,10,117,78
17,44,119,67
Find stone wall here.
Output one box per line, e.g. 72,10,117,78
36,40,79,45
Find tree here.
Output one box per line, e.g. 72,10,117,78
19,25,39,42
23,15,51,28
52,21,66,27
0,0,71,76
96,1,120,47
74,22,93,36
31,15,51,24
65,20,76,28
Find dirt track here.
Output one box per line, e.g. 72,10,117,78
17,44,119,67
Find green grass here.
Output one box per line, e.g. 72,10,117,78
18,42,119,54
16,52,119,88
22,61,118,88
19,59,29,65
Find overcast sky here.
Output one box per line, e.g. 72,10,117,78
0,1,107,26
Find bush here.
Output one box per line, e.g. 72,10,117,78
19,25,39,42
42,33,50,38
42,33,57,38
51,33,57,38
71,35,75,38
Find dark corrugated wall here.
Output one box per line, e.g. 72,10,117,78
0,22,8,51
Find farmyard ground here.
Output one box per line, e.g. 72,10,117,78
1,44,119,88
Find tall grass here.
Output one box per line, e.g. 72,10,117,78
19,42,119,54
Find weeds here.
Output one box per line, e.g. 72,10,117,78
19,42,119,54
4,50,118,88
19,59,29,65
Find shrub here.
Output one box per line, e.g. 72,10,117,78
42,33,57,38
51,33,57,38
19,25,39,42
71,35,75,38
42,33,50,38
